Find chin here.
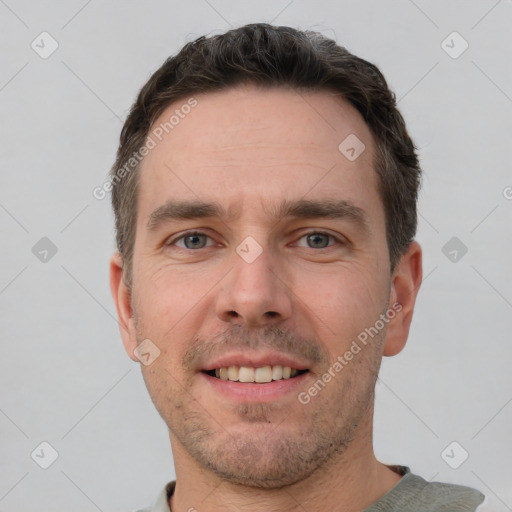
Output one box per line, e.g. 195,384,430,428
186,426,353,489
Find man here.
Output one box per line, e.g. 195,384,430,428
109,23,485,511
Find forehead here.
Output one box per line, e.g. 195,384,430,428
137,85,382,227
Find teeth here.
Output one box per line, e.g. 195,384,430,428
227,366,239,380
211,365,303,383
238,367,255,382
254,366,272,383
272,365,283,380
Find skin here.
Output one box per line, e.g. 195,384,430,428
110,85,422,512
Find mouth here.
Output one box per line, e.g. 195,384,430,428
203,365,309,383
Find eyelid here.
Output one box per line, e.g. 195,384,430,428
165,229,346,249
166,230,216,248
293,230,345,248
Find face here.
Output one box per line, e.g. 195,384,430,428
111,85,421,488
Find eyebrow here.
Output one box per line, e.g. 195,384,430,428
146,198,369,233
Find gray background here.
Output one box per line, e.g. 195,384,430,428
1,0,511,510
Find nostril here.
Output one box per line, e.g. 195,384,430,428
265,311,279,318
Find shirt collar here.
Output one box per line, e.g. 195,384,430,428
148,466,410,511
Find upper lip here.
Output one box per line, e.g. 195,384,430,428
201,351,310,372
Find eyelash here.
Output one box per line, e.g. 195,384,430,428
167,230,343,250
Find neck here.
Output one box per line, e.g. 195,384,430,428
168,409,402,512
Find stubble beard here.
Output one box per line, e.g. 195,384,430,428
152,363,380,489
135,313,384,489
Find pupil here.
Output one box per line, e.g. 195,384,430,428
185,234,205,249
308,233,328,248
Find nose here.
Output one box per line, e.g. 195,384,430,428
214,244,293,327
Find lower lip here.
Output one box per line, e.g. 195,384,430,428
200,372,309,402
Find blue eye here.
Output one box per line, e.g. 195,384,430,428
168,231,341,251
174,232,212,249
297,232,337,249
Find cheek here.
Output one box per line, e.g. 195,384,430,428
140,359,187,424
293,262,387,342
132,263,223,374
137,262,217,323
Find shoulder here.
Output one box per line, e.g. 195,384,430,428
411,474,486,511
367,469,485,512
402,473,485,512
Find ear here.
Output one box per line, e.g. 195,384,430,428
110,252,139,362
383,241,423,357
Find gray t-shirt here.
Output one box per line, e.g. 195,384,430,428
137,466,485,511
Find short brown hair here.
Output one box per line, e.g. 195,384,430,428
110,23,421,286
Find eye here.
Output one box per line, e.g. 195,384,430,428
296,231,339,249
171,231,215,250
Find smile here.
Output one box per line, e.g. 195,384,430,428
205,365,309,383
